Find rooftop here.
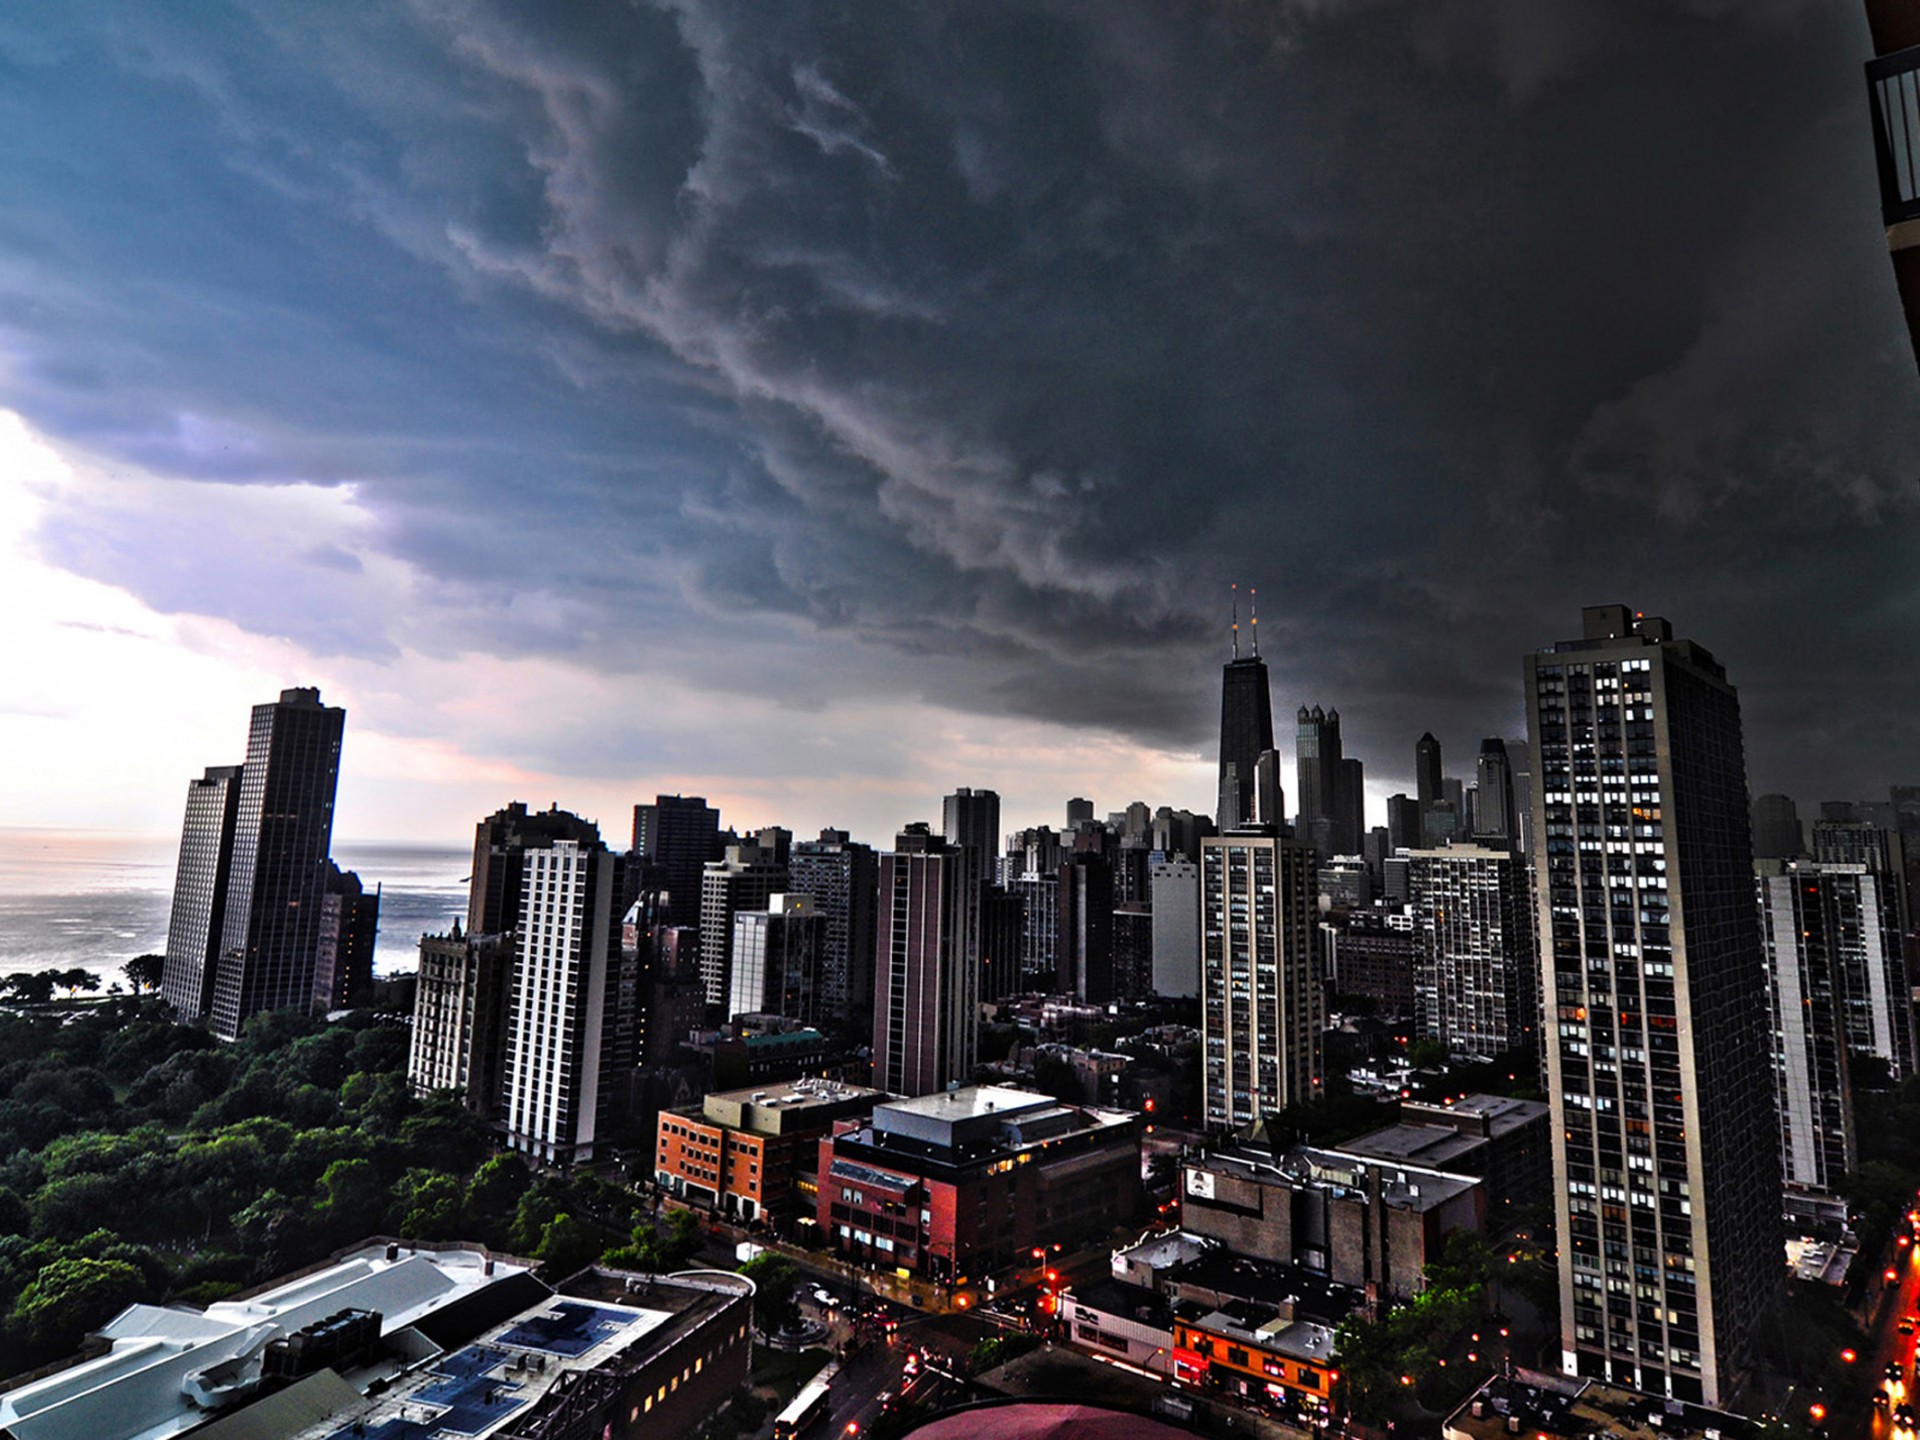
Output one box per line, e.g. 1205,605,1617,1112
1442,1371,1755,1440
1192,1143,1479,1212
1111,1229,1215,1280
1178,1299,1338,1366
1061,1277,1173,1329
0,1244,534,1440
280,1286,691,1440
697,1078,885,1133
1400,1093,1550,1141
1164,1251,1362,1328
1336,1122,1484,1170
882,1084,1057,1122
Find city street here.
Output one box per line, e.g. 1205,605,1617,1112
1866,1225,1920,1440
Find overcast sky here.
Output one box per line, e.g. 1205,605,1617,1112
2,1,1916,849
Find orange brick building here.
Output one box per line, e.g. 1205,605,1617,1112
1171,1298,1339,1425
655,1079,883,1225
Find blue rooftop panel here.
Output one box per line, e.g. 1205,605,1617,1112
496,1301,637,1358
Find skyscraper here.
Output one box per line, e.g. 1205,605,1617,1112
1295,705,1361,856
419,802,601,1120
206,688,347,1040
1296,705,1335,840
312,863,380,1011
1199,830,1319,1129
1337,755,1366,856
1473,739,1517,847
409,924,514,1116
1150,857,1201,999
1527,605,1780,1406
468,802,604,937
1386,793,1422,853
501,835,632,1165
1217,591,1276,830
1758,861,1859,1200
1408,845,1533,1061
943,786,1002,1006
1749,793,1803,861
872,825,971,1096
1058,851,1115,1004
632,794,723,928
729,895,827,1024
699,839,788,1009
789,830,878,1033
159,764,243,1020
1415,732,1443,815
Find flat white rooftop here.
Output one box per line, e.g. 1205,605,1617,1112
0,1245,531,1440
881,1085,1055,1121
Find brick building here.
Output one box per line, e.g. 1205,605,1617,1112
815,1084,1142,1286
1171,1298,1338,1423
1180,1142,1481,1301
655,1079,883,1225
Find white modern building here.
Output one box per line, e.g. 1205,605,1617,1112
1200,830,1320,1129
502,838,631,1165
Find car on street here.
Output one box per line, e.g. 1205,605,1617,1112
812,1288,839,1309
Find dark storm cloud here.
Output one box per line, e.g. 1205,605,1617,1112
3,0,1916,805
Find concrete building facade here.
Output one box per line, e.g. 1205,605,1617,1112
1527,605,1781,1405
1201,830,1321,1129
502,838,633,1165
1409,845,1535,1062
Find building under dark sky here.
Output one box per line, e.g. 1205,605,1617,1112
633,794,725,930
1216,596,1276,831
872,824,971,1097
469,801,603,937
206,688,346,1040
159,764,243,1021
1526,606,1780,1406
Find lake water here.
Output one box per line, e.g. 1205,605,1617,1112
0,828,470,984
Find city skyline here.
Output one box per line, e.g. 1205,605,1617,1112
3,6,1919,849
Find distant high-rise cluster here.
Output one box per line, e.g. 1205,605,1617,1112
160,688,375,1038
154,598,1920,1436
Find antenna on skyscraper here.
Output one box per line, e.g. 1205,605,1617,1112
1250,587,1260,658
1231,583,1240,660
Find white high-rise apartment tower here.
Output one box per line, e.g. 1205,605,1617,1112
1199,831,1319,1129
502,838,630,1165
1527,606,1780,1407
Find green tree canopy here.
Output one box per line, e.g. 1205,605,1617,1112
10,1257,144,1355
534,1212,607,1279
739,1253,800,1334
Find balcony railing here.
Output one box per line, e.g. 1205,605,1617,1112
1868,45,1920,224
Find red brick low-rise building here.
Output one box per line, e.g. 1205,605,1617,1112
815,1084,1143,1285
655,1079,883,1225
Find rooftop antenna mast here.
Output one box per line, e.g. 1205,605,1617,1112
1250,587,1260,659
1231,583,1240,660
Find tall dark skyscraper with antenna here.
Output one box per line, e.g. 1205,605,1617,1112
1216,586,1277,829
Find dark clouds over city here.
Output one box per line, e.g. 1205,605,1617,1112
1,1,1915,836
